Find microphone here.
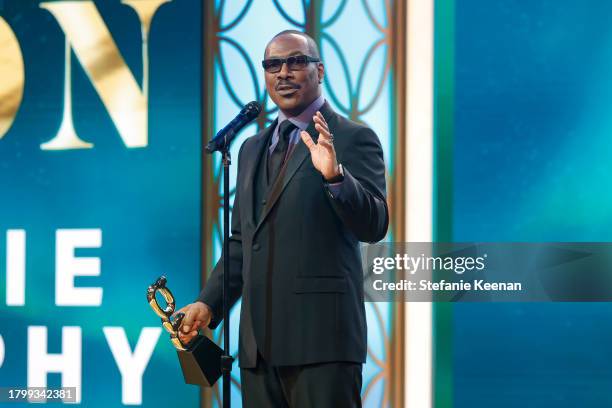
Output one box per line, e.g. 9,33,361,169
205,101,262,153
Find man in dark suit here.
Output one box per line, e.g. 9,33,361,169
177,30,388,407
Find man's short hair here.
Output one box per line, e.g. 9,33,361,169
265,30,321,59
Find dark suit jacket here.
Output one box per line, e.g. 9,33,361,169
198,101,388,368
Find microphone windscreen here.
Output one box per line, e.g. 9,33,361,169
243,101,262,119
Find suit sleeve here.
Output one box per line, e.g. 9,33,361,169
196,144,246,329
325,127,389,243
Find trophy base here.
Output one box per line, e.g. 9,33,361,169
177,334,223,386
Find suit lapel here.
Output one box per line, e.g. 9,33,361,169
242,120,276,227
254,102,335,234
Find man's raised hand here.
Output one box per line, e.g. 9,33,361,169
300,111,341,180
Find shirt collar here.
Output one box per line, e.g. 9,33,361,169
277,95,325,131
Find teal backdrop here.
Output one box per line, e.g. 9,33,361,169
450,1,612,407
0,0,201,406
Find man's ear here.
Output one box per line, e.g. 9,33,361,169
317,63,325,83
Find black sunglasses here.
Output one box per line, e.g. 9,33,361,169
261,55,320,73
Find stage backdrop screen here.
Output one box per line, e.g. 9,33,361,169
1,1,202,406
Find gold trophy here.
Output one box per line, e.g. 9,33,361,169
147,276,222,386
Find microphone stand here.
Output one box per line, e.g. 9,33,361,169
220,134,234,408
204,101,260,407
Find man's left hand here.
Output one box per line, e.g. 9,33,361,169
300,111,341,180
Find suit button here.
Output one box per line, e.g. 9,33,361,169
261,199,266,205
252,243,261,251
